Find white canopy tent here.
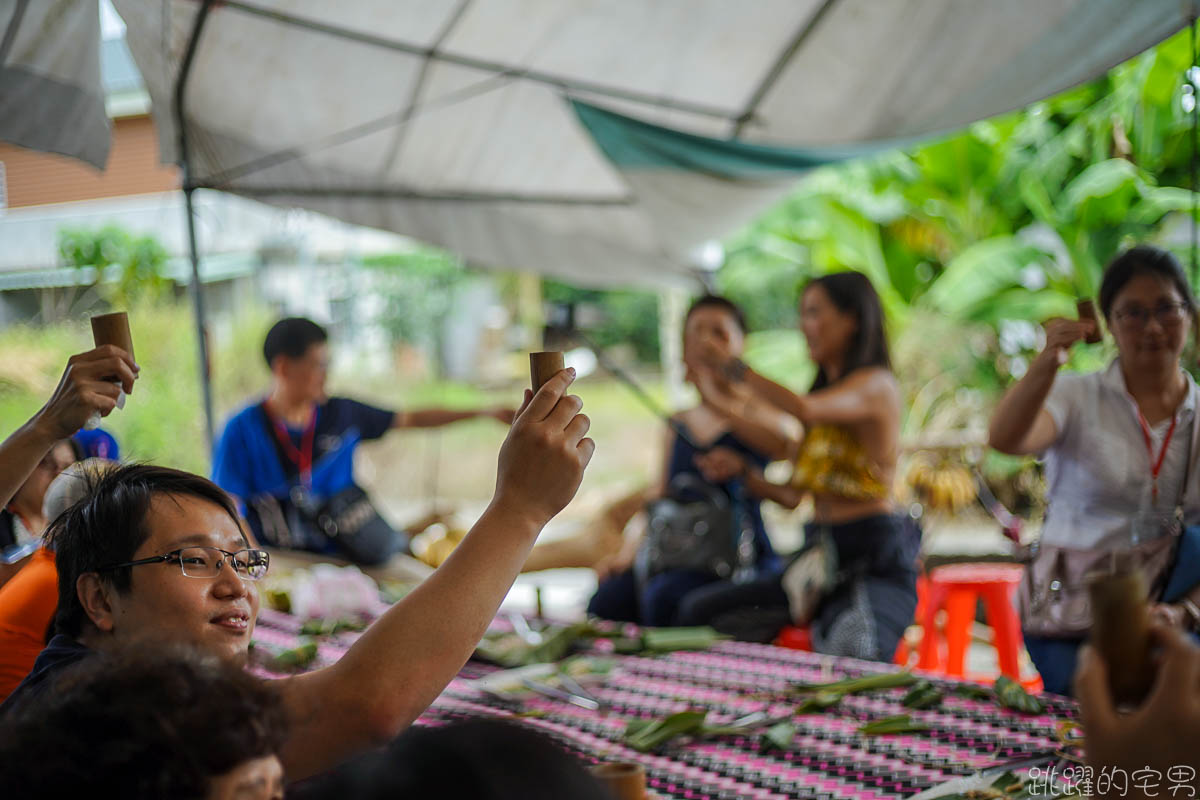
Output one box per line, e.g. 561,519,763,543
3,0,1197,442
0,0,109,167
107,0,1197,288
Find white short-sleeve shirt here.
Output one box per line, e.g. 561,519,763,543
1040,361,1198,549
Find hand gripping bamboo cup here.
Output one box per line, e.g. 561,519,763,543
86,312,135,429
530,351,565,393
591,761,646,800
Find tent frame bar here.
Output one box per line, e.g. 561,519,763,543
177,0,217,450
214,185,632,205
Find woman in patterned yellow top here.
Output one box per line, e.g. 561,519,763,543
678,272,919,662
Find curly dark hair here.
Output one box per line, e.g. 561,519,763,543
0,643,288,798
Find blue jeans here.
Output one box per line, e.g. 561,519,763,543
587,568,720,627
1023,636,1083,696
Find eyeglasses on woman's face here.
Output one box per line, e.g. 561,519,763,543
1112,301,1190,330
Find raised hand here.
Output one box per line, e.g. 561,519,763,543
1040,318,1096,367
492,368,594,529
33,346,139,440
692,365,750,418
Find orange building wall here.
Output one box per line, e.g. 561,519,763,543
0,115,179,209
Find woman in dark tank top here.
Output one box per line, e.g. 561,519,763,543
586,296,793,626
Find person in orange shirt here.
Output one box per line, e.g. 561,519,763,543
0,461,109,702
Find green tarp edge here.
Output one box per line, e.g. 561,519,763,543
571,99,892,177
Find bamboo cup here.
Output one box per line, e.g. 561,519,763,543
590,762,646,800
1077,299,1102,344
1087,564,1155,706
530,351,565,393
91,311,135,360
85,312,135,429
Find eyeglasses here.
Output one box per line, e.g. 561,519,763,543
97,546,270,581
1113,302,1191,329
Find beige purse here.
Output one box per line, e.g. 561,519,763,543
1017,520,1178,638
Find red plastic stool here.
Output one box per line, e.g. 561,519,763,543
919,563,1025,681
774,624,910,665
774,625,813,651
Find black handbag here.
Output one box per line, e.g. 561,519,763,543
635,474,758,582
249,485,403,566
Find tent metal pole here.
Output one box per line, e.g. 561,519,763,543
183,187,214,449
175,0,216,451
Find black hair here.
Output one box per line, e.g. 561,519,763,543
302,718,612,800
803,271,891,390
685,294,748,335
263,316,328,368
1098,245,1198,320
45,464,243,638
0,644,287,799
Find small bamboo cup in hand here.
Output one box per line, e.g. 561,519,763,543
85,311,135,429
1076,299,1102,344
530,351,565,393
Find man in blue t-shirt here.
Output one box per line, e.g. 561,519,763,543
212,317,513,561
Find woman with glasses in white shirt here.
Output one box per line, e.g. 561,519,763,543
990,245,1200,695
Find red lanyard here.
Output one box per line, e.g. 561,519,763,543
1135,408,1178,504
263,402,318,487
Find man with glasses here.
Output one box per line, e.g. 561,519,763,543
0,368,594,784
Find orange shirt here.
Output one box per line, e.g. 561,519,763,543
0,547,58,703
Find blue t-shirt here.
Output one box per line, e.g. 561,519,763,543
0,635,92,717
211,397,395,549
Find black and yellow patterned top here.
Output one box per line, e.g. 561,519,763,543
789,424,888,501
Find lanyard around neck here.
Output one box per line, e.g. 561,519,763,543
263,402,318,487
1135,408,1178,504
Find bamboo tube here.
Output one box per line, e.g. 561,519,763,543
91,312,135,360
1077,299,1102,344
529,351,565,393
1088,565,1154,706
591,762,646,800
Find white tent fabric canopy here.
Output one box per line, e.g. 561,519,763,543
0,0,109,168
103,0,1198,288
5,1,1197,287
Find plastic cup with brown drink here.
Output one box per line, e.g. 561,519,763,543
85,311,135,429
